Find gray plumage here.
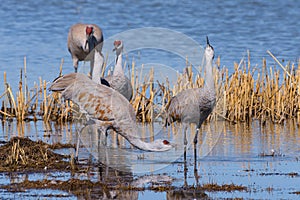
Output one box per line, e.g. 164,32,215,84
166,36,216,145
105,40,133,101
49,73,172,152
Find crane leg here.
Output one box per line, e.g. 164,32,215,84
183,145,188,187
193,128,200,144
183,124,188,146
193,138,199,186
75,123,94,162
193,128,200,176
75,132,80,162
73,58,79,73
90,55,94,79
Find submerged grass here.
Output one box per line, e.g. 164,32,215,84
1,53,300,125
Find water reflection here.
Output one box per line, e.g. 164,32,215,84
0,120,299,198
214,120,300,158
76,119,227,189
0,161,174,199
167,189,208,200
77,122,184,174
1,119,299,161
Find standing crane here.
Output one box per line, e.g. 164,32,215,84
165,36,215,185
67,23,104,76
105,40,133,101
49,73,172,153
166,36,216,161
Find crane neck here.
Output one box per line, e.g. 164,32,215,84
127,137,155,151
91,49,104,85
113,52,124,76
109,108,170,152
118,129,165,152
203,57,214,91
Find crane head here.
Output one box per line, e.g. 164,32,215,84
205,36,214,60
113,40,124,55
148,139,173,152
85,26,96,51
86,26,94,36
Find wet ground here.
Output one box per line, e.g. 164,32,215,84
0,120,299,199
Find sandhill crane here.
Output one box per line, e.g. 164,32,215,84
49,73,172,152
105,40,133,101
166,36,216,157
67,23,104,76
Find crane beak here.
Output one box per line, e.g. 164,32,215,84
84,40,88,50
171,143,177,148
206,36,210,46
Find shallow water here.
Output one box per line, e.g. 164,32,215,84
0,120,299,199
1,0,300,199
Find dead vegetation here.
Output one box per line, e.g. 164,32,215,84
0,137,74,172
1,54,300,125
200,183,247,192
0,177,248,198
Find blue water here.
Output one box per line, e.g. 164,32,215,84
0,0,299,92
1,120,300,199
0,1,300,199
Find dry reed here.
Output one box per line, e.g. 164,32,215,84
1,53,300,125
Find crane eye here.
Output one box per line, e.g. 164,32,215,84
163,140,170,145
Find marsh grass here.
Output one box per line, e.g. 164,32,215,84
0,137,71,171
1,53,300,125
0,177,247,197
